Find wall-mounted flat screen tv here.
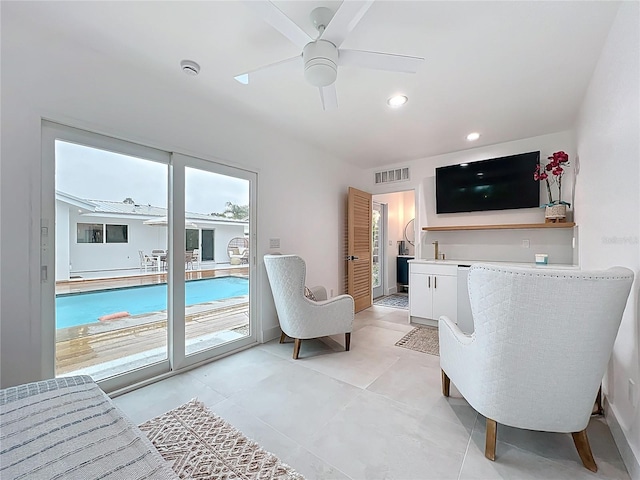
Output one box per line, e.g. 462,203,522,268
436,151,540,214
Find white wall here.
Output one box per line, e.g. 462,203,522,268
67,212,165,272
62,211,246,274
0,13,365,387
367,130,576,262
574,2,640,476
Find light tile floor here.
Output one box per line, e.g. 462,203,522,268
113,305,629,480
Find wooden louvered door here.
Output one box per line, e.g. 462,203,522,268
347,187,372,313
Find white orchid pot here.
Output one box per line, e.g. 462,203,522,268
545,204,567,222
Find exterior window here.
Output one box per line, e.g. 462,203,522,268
106,224,128,243
77,223,103,243
186,229,199,251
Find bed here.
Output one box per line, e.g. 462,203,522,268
0,375,178,480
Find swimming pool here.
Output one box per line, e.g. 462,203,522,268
56,277,248,329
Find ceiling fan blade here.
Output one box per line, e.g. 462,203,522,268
319,85,338,111
242,1,313,49
338,49,424,73
234,55,301,84
320,1,374,49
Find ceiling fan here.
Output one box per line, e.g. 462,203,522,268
235,1,425,110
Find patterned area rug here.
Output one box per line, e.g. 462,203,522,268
395,326,439,356
373,293,409,309
139,399,304,480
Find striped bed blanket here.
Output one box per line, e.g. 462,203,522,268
0,376,177,480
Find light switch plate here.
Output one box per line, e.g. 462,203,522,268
269,238,280,249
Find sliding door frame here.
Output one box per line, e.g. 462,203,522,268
41,121,258,392
170,153,257,371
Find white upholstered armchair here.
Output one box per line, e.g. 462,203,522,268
439,264,634,472
264,254,355,359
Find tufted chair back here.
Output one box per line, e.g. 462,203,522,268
264,254,355,359
439,263,634,472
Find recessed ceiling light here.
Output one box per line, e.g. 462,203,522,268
180,60,200,76
466,132,480,141
460,163,469,167
387,95,408,107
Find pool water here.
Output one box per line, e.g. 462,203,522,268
56,276,248,329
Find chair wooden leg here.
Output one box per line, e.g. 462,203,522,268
572,429,598,472
279,332,286,344
345,332,351,351
485,418,497,461
293,338,302,359
441,370,450,397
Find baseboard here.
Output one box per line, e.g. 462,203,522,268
387,286,398,295
604,396,640,480
261,325,281,344
410,316,438,328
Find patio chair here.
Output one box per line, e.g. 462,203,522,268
192,249,200,269
138,250,157,272
151,249,167,270
228,237,248,264
185,251,193,270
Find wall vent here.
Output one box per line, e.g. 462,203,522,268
374,167,410,185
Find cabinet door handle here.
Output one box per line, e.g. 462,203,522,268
434,276,437,289
428,276,431,288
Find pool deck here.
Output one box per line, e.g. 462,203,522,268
55,265,250,379
56,264,249,294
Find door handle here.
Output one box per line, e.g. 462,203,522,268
428,276,430,288
434,276,437,289
347,255,359,261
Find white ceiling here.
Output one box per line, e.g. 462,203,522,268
4,1,621,168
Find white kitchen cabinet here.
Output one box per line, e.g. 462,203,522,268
409,262,457,325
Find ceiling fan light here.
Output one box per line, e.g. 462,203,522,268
387,95,408,107
303,40,338,87
305,62,337,87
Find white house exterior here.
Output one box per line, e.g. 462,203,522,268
56,192,247,281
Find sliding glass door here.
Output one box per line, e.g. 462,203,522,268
172,154,255,369
42,122,256,391
53,139,170,383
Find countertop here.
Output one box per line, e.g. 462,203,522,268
408,259,579,269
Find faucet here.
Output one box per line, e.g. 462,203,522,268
433,240,439,260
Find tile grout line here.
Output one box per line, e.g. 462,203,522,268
457,416,478,480
215,396,354,480
361,355,401,390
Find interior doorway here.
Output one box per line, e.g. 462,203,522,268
372,202,386,299
371,190,416,297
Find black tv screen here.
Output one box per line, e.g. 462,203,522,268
436,151,540,214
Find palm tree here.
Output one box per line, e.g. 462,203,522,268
211,202,248,220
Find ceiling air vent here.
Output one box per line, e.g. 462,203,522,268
374,167,410,185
